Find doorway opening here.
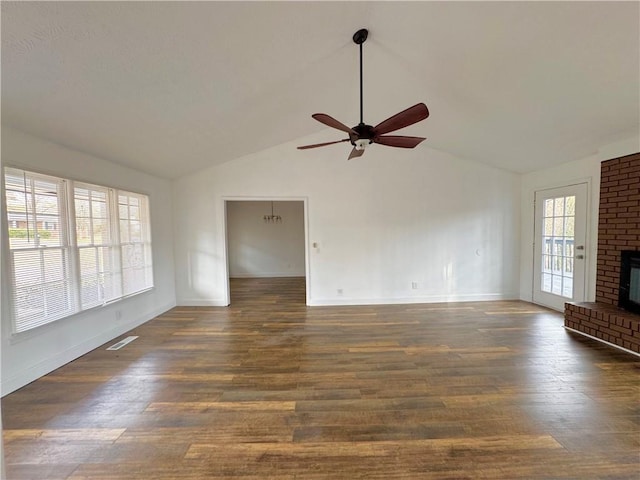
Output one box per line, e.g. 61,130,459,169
223,198,309,306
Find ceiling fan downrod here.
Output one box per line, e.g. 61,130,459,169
353,28,368,126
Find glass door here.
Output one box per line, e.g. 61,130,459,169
533,183,588,311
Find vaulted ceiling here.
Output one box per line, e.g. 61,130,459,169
2,1,638,179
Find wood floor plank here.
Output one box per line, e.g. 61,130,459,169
3,277,639,479
145,400,297,413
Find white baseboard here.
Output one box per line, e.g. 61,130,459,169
178,298,229,307
1,302,175,396
308,293,518,306
177,293,518,308
229,273,305,278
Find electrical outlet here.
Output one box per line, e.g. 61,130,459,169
115,310,122,320
411,282,418,290
337,288,343,296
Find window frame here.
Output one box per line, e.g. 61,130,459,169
73,182,123,310
2,166,154,336
4,170,76,332
117,191,154,297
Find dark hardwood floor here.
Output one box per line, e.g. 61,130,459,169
3,277,639,479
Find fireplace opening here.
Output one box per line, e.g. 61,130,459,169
619,250,640,315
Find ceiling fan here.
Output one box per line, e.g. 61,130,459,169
298,28,429,160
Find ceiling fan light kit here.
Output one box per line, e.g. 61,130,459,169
298,28,429,160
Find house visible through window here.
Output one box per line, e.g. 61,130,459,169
3,167,154,333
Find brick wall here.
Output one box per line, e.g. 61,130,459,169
595,152,640,305
565,152,640,354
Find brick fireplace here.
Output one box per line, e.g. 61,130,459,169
564,152,640,354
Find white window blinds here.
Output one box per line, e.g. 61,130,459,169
74,184,122,309
5,170,75,332
118,192,153,296
3,168,154,333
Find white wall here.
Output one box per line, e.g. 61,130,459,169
520,135,640,304
0,127,177,395
173,131,521,306
227,201,305,278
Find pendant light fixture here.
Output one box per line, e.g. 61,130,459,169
263,201,282,223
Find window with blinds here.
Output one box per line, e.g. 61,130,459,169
118,192,153,296
3,168,154,334
5,170,74,331
74,184,122,309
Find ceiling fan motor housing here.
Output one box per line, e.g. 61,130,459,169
350,124,375,147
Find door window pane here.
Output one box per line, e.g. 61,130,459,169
540,195,575,298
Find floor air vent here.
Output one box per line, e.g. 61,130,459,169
106,336,139,351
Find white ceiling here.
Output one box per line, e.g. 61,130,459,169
2,2,638,179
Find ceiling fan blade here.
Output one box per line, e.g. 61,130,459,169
373,135,426,149
297,139,350,150
372,103,429,136
312,113,356,134
348,147,365,160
